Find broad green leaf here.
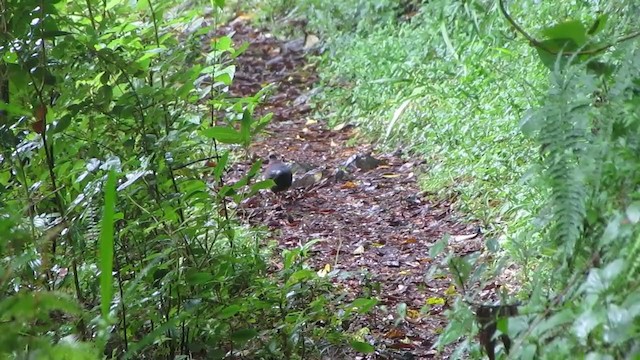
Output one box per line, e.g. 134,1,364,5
0,292,80,319
52,114,73,134
541,20,587,46
348,298,378,313
573,309,603,341
185,271,214,285
202,126,242,144
212,36,232,51
250,179,275,193
214,151,229,180
286,269,315,286
99,170,117,318
0,101,30,116
602,259,624,281
429,234,449,257
231,328,258,343
220,304,241,319
350,340,375,353
535,38,580,70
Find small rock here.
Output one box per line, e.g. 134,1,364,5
343,153,382,171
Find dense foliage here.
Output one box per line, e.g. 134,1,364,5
0,0,369,358
259,0,640,358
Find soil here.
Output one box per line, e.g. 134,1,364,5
217,18,486,359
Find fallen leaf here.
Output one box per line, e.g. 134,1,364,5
402,237,417,244
353,245,365,255
385,328,406,339
305,119,318,125
452,233,478,241
382,173,402,179
341,181,357,189
304,34,320,49
444,284,457,297
426,297,446,306
317,263,331,277
407,308,421,319
388,342,414,350
333,123,348,131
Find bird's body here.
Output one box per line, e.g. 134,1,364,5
264,154,292,192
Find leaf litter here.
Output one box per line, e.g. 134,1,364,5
217,18,490,359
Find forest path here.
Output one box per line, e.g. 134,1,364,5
222,18,484,359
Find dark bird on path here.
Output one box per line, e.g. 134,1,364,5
264,154,292,192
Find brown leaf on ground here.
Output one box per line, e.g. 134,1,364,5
217,18,487,359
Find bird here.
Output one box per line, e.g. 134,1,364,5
264,154,292,193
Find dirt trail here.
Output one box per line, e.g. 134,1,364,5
221,19,484,359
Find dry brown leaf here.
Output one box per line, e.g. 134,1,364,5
402,237,417,244
352,245,365,255
385,328,406,339
341,181,357,189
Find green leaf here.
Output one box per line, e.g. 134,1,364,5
519,109,541,137
535,38,580,70
213,36,232,51
202,126,242,144
214,151,229,180
587,14,608,35
0,101,30,116
231,328,258,343
0,292,80,319
541,20,587,46
185,271,214,285
52,114,73,134
348,298,378,313
250,179,275,192
429,234,449,257
99,170,117,318
626,202,640,223
350,340,375,353
286,269,316,286
41,30,72,38
396,302,407,322
240,109,252,147
213,0,225,9
573,309,603,341
220,304,241,319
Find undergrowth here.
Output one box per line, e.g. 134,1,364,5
259,0,640,358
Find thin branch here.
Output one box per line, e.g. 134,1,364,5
498,0,640,56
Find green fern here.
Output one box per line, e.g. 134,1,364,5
535,68,597,259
